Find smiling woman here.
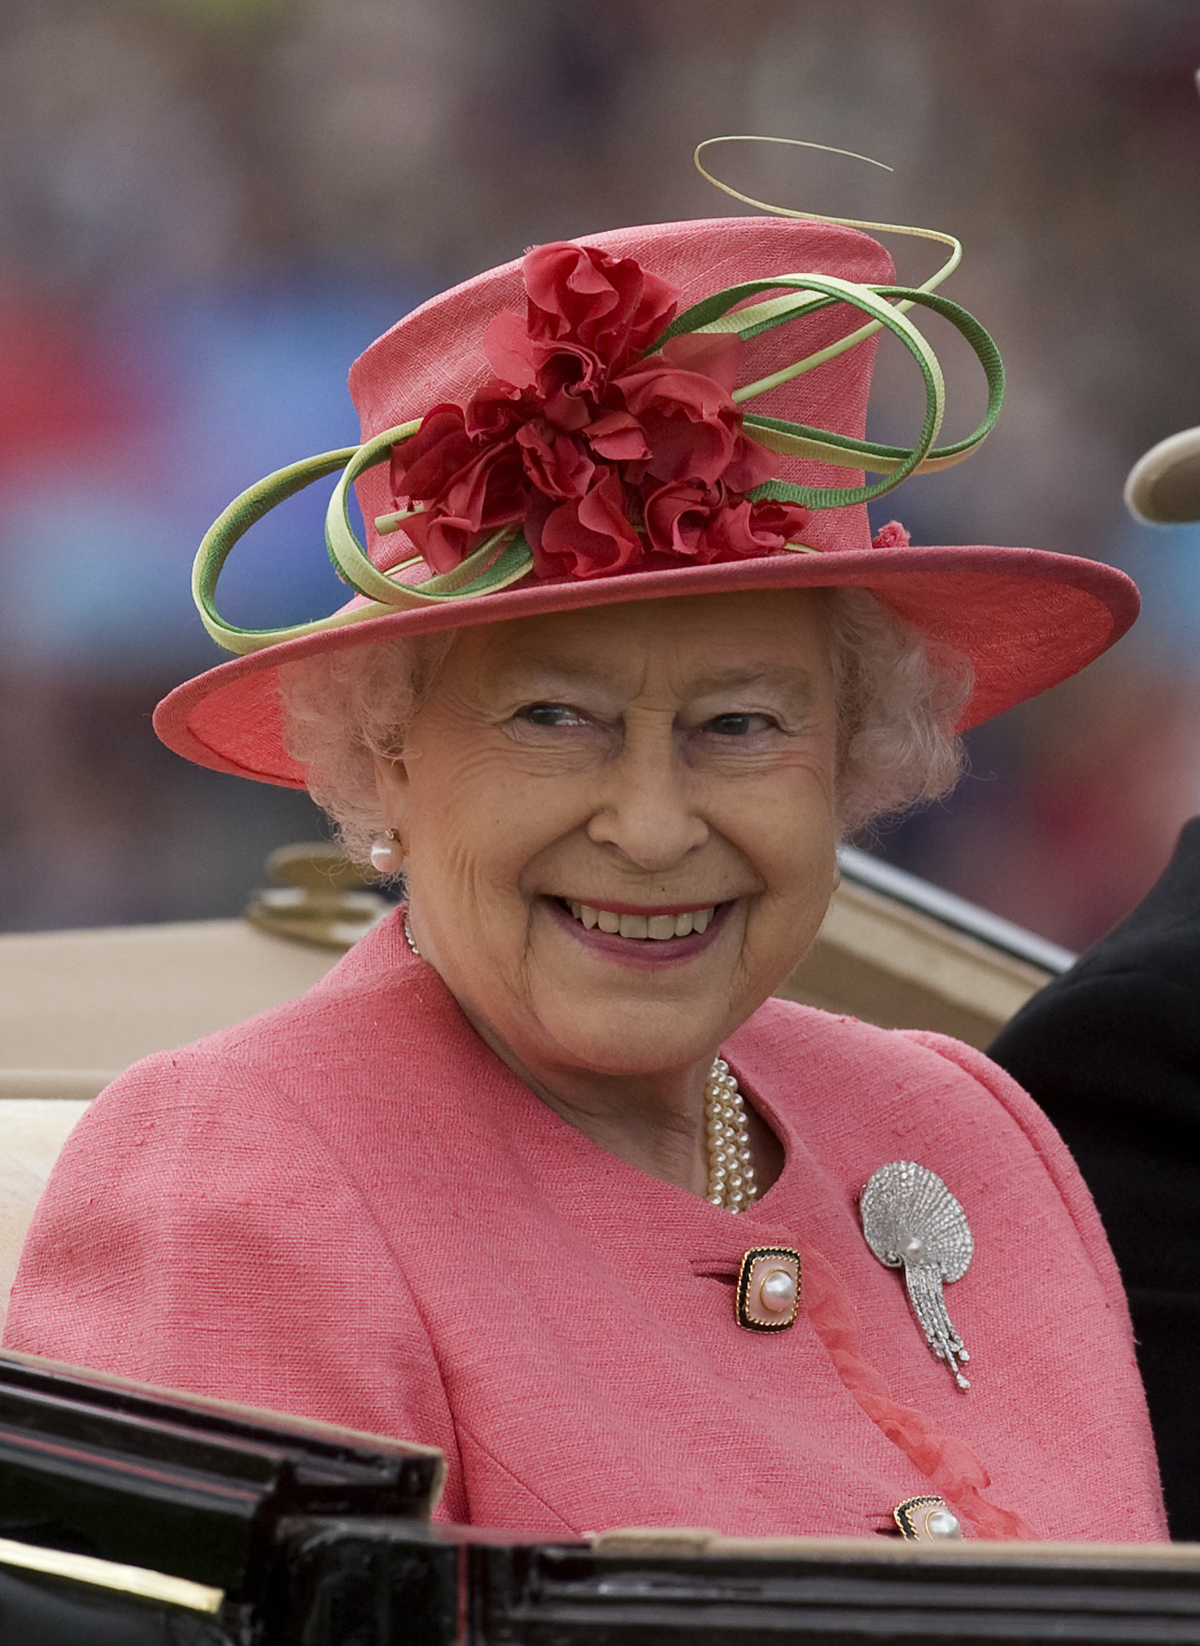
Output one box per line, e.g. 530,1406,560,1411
371,592,842,1200
280,587,963,1199
3,211,1166,1544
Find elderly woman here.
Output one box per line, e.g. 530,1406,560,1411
4,212,1165,1543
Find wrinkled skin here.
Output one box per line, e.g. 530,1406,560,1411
375,588,839,1199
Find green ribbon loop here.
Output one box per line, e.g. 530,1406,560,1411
194,447,356,653
191,263,1004,655
324,421,423,603
193,424,535,656
649,278,1002,509
745,284,1001,505
661,273,945,508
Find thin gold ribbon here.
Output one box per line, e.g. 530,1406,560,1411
693,134,962,371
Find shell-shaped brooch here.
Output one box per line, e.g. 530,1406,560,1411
860,1161,974,1390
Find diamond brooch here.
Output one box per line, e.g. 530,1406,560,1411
860,1160,974,1390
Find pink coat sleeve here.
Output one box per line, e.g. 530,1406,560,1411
3,1050,465,1520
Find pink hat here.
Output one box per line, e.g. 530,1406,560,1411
154,215,1138,787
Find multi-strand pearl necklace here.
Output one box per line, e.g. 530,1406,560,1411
704,1057,757,1213
405,916,755,1213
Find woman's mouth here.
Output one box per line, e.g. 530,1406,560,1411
564,902,715,940
546,896,729,966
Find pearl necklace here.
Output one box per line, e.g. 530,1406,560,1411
404,913,755,1212
705,1057,757,1213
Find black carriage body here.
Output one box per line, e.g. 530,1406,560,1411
1,1353,1200,1644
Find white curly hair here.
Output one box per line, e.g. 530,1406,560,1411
278,587,971,870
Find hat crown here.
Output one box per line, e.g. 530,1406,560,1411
349,217,894,569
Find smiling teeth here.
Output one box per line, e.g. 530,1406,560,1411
567,902,714,939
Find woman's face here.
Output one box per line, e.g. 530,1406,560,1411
376,588,840,1085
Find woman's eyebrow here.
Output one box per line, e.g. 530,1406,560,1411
685,665,823,716
688,664,817,694
494,657,821,707
490,657,616,695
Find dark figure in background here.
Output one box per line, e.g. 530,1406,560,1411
991,817,1200,1540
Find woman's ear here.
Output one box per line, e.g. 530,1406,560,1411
373,752,411,832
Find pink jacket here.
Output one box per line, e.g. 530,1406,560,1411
5,912,1165,1540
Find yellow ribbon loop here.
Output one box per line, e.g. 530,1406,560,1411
693,135,962,292
693,135,963,381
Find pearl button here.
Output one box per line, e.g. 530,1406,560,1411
758,1268,797,1313
901,1233,926,1262
925,1507,962,1540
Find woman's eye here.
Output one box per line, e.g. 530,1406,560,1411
518,702,587,727
707,712,776,737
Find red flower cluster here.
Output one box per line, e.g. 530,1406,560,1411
387,242,811,580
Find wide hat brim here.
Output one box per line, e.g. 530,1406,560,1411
154,542,1138,788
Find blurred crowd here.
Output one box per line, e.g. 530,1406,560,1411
2,0,1200,947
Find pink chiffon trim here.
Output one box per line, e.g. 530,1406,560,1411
797,1238,1039,1540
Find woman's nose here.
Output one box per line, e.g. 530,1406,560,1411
584,725,708,870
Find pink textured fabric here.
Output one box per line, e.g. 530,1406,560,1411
5,912,1165,1541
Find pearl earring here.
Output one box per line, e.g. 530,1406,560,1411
369,829,401,874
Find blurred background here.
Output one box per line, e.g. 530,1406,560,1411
2,0,1200,948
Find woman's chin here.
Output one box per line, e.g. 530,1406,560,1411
519,909,757,1075
446,894,813,1081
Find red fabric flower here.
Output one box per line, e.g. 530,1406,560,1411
526,469,643,579
645,482,810,563
522,242,678,368
386,240,807,579
871,519,911,550
618,359,744,486
712,495,813,558
516,421,596,500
